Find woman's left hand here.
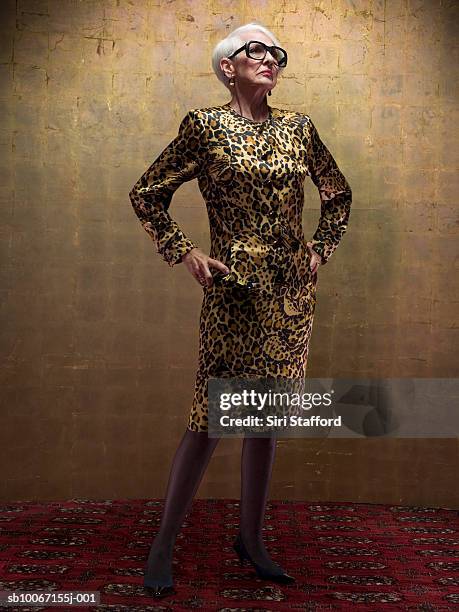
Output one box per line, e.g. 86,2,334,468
306,241,321,275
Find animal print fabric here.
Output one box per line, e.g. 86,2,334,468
129,103,352,432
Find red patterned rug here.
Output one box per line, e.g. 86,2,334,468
0,499,458,611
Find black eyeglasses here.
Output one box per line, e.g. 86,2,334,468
227,40,288,68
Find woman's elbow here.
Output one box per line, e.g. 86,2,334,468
129,186,139,204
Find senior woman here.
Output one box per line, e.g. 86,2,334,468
129,20,352,599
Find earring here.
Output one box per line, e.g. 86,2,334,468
268,90,272,96
229,76,235,87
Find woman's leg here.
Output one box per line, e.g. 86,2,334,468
144,427,220,585
239,435,283,570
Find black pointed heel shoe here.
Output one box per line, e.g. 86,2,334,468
143,583,176,599
232,532,296,584
143,563,176,599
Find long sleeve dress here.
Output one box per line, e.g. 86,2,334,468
129,102,352,432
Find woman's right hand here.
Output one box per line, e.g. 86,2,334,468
181,248,230,288
306,241,322,275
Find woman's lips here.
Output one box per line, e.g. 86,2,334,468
260,71,273,77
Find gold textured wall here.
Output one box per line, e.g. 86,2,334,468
0,0,457,507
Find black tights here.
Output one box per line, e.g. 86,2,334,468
144,428,278,586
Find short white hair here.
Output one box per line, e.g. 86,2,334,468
212,21,285,91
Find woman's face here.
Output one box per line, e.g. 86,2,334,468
222,30,281,94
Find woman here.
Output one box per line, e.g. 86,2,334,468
129,21,352,599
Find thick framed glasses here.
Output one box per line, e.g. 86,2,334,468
228,40,288,68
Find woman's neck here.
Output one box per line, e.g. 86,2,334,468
228,95,269,122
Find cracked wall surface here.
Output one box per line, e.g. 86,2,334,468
0,0,457,505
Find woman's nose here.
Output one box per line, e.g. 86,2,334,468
263,53,277,68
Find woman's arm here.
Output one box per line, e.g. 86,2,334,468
128,110,204,267
303,116,352,266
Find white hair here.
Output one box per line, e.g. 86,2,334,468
211,21,285,91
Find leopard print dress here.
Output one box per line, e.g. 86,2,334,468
129,102,352,433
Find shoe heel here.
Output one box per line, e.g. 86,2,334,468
232,536,247,565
